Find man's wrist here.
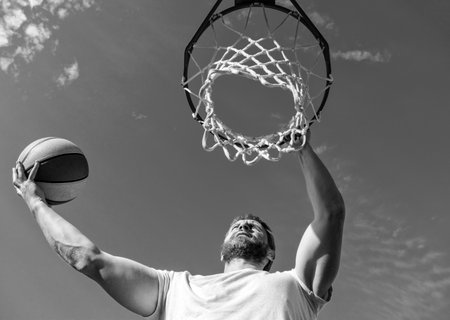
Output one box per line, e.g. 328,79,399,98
26,195,47,211
298,142,312,157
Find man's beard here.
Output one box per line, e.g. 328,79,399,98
221,236,269,264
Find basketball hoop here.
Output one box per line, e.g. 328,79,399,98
182,0,332,165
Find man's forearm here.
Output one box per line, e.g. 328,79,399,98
298,143,345,219
28,197,100,272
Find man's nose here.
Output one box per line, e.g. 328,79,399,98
239,224,251,231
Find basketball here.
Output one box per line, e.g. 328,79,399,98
17,137,89,205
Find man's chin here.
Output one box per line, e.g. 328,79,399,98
221,239,269,263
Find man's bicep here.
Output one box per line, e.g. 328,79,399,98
91,252,160,317
294,216,344,298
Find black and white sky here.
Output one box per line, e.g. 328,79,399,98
1,1,449,320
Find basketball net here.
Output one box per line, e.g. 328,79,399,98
183,3,332,165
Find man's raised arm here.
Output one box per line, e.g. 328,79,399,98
294,137,345,299
12,161,159,317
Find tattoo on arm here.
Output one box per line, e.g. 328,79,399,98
53,241,95,271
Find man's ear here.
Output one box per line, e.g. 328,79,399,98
267,249,275,262
263,249,275,271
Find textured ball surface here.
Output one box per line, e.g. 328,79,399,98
17,137,89,205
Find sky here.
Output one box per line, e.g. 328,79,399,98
0,0,449,319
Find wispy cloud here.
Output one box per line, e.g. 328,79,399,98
20,23,52,62
331,50,391,63
281,5,392,65
336,169,450,320
309,11,335,30
277,0,295,10
313,144,331,155
277,2,336,31
56,60,79,87
3,7,27,31
0,0,96,77
0,56,13,71
270,113,283,120
131,111,148,120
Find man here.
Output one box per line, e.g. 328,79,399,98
12,135,345,319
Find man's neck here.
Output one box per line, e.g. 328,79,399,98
223,258,265,273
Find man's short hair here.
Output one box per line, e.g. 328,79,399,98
228,214,275,271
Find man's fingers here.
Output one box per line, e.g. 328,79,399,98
15,161,26,180
28,161,40,181
12,167,23,196
305,129,311,143
12,167,21,189
12,167,17,182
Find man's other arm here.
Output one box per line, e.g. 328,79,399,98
13,162,159,317
294,140,345,299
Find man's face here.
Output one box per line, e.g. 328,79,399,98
221,219,270,264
